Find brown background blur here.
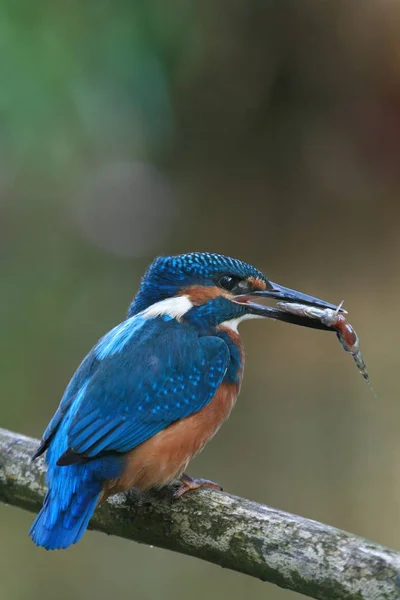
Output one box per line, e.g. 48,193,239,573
1,2,400,599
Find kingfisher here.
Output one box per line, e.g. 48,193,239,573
30,252,339,550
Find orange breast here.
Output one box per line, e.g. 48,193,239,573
102,381,240,500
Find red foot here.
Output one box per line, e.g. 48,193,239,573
174,473,223,499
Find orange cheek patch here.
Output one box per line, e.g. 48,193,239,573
179,285,232,305
248,276,267,291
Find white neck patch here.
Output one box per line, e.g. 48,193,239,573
220,313,263,333
142,295,193,321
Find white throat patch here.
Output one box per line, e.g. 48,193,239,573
220,313,263,333
142,295,193,321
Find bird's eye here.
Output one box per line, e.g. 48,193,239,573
218,275,241,291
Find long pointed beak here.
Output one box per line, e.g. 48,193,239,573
233,282,345,331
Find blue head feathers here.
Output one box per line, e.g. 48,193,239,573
128,252,267,316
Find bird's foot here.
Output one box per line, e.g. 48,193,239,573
173,473,223,499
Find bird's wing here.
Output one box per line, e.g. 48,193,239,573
52,316,229,463
34,312,154,458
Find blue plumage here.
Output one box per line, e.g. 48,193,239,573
30,315,229,549
94,315,146,360
31,252,292,550
66,320,228,456
30,380,123,549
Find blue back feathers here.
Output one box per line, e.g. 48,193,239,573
95,315,146,360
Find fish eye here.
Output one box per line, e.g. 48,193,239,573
218,274,241,291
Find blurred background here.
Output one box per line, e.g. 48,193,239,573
1,1,400,598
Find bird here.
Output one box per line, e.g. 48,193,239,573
29,252,339,550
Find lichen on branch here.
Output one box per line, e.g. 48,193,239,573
0,427,399,600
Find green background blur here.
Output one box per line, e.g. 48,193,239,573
2,2,400,599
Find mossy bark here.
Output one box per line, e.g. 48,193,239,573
1,427,399,599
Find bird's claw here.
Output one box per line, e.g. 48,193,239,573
173,473,223,499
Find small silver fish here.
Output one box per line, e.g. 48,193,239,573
276,301,373,393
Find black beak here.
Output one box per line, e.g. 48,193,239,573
233,282,345,331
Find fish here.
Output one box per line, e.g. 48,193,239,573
276,301,374,393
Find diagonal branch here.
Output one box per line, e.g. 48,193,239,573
0,426,399,600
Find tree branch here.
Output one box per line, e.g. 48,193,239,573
0,427,399,600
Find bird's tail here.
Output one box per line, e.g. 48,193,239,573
29,455,121,550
